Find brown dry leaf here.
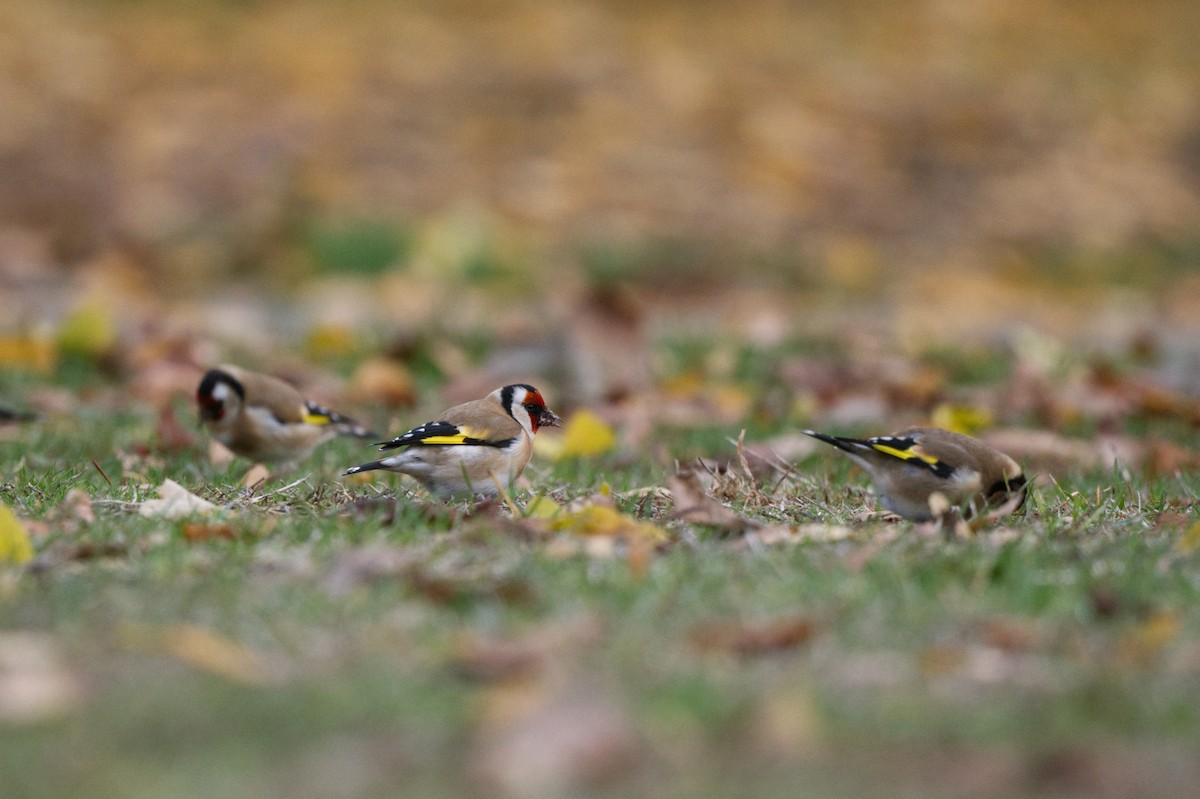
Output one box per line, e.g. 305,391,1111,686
472,687,642,796
154,405,198,452
241,463,271,489
1146,439,1200,478
690,616,819,656
668,468,753,533
751,683,824,757
564,284,652,405
208,439,236,467
322,545,421,596
181,523,237,543
450,636,546,684
350,356,415,407
60,488,95,526
138,479,218,519
0,632,83,722
980,428,1143,474
1116,610,1180,667
122,623,274,685
976,617,1043,652
408,568,536,608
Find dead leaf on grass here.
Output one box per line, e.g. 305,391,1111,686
322,545,420,595
980,428,1143,474
137,479,218,519
550,503,668,544
450,635,546,683
409,568,536,607
690,616,819,656
208,439,236,467
241,463,271,489
0,632,83,722
154,405,198,453
668,468,753,533
0,504,34,564
181,523,237,543
1115,610,1180,667
472,687,642,796
122,623,275,685
536,409,617,461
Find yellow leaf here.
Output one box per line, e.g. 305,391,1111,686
930,403,994,436
122,623,271,685
524,496,561,519
551,504,667,543
555,410,616,460
0,333,57,372
1118,610,1180,665
304,323,357,361
1177,522,1200,553
56,305,116,357
0,504,33,564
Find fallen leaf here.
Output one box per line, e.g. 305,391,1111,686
551,504,668,544
154,405,198,452
181,523,237,543
1178,522,1200,553
668,468,753,533
122,623,273,685
241,463,271,489
450,635,545,683
690,616,819,655
409,569,536,607
56,304,116,357
0,632,82,722
524,495,561,519
555,410,617,460
1117,610,1180,666
58,488,95,526
208,439,236,467
0,332,57,372
138,479,218,519
0,504,34,564
472,688,642,796
350,356,415,406
930,403,994,435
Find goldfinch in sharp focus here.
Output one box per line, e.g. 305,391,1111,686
344,384,562,499
197,365,376,463
803,427,1027,521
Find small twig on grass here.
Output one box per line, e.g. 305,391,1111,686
91,459,113,487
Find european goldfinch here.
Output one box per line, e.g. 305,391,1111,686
197,365,376,463
803,427,1027,521
344,384,562,499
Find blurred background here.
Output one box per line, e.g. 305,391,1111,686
1,0,1199,410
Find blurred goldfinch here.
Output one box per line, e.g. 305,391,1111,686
344,384,562,499
197,365,375,463
803,427,1027,521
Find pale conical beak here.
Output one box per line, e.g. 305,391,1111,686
540,409,564,429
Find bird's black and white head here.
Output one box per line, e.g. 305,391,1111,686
492,384,562,436
197,368,245,426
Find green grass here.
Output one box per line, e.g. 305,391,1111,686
2,378,1200,799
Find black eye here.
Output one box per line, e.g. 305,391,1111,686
524,402,540,411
